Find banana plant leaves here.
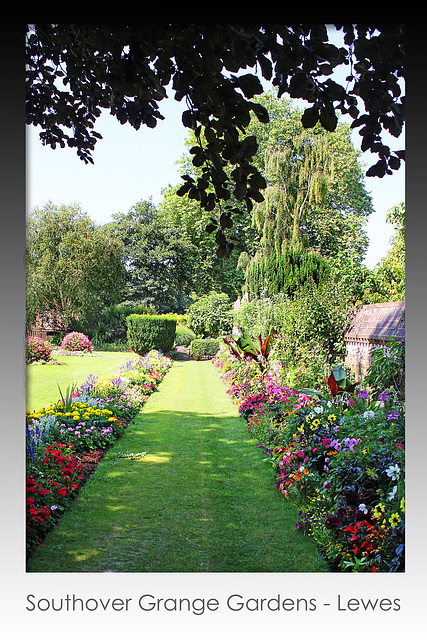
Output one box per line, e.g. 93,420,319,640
223,329,276,371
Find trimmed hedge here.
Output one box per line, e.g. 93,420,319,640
190,338,220,360
126,314,176,355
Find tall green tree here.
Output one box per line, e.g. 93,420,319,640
111,199,196,313
372,202,405,301
246,93,373,262
159,185,247,300
26,202,126,330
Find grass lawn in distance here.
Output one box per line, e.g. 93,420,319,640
26,350,139,411
27,359,329,573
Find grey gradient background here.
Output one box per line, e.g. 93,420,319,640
1,23,425,639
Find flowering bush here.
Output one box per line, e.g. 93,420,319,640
26,443,82,552
214,343,405,573
60,331,93,353
26,349,173,560
26,336,52,364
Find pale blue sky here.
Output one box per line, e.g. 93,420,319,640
26,28,405,269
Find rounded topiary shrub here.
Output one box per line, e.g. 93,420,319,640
190,338,220,360
26,336,53,364
126,314,176,356
60,331,93,353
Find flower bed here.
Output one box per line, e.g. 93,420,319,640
25,350,173,560
213,345,405,573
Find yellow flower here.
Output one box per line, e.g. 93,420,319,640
373,503,386,518
389,513,401,528
400,497,405,513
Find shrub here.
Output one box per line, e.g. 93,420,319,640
174,324,196,347
26,336,53,363
60,332,93,353
126,314,176,355
187,292,233,338
364,339,405,402
190,338,220,360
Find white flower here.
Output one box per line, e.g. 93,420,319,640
363,410,375,419
386,464,401,481
358,503,368,514
314,405,324,414
388,486,398,501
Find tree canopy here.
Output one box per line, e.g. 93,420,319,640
26,202,126,330
26,24,405,255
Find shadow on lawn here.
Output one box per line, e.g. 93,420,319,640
27,409,329,573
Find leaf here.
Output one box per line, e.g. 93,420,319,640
235,330,258,357
259,334,275,358
223,336,242,359
181,109,195,129
327,372,340,397
249,101,270,124
247,188,264,203
366,159,387,177
301,105,319,129
319,104,338,132
388,154,401,170
219,212,233,229
176,183,191,197
234,73,264,98
257,53,272,80
298,388,326,401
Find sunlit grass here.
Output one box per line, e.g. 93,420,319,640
27,360,329,573
26,350,139,410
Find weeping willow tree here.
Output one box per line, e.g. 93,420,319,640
252,131,334,254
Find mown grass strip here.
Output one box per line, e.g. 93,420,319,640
27,360,329,573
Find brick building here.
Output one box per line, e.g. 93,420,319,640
344,300,405,382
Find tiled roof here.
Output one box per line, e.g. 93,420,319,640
345,300,405,342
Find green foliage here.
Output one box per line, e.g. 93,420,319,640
174,324,196,347
244,248,330,299
27,24,404,259
126,314,176,355
187,292,233,338
223,329,275,372
189,338,220,360
159,186,248,300
26,202,126,332
371,203,405,301
234,280,351,388
112,200,196,314
364,339,405,402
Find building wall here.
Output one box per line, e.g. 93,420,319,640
344,339,386,382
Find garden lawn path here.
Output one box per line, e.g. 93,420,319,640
27,359,329,573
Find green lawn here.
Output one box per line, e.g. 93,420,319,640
26,350,139,411
27,359,329,573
